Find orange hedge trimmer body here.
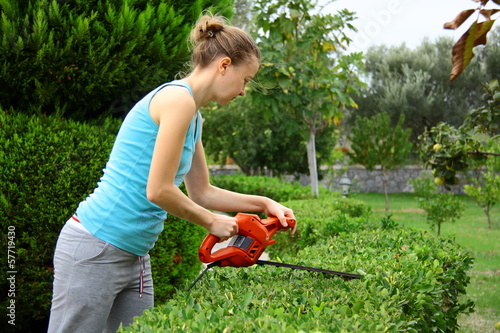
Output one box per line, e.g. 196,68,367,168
198,213,295,267
188,213,360,291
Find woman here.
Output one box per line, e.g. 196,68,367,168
48,13,296,333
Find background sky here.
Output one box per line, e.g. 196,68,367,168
322,0,495,53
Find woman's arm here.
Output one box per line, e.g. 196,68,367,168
185,140,296,234
146,87,238,240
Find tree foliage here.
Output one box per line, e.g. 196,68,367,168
419,80,500,188
231,0,254,31
463,140,500,229
349,113,412,212
203,98,338,177
354,37,489,144
417,1,500,191
444,0,500,81
250,0,364,196
0,0,233,120
410,175,466,236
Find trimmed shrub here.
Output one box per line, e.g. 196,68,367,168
270,195,374,254
0,110,205,331
0,0,233,120
210,174,327,202
150,199,206,304
119,228,474,332
0,110,120,331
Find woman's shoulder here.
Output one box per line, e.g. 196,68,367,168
149,82,196,124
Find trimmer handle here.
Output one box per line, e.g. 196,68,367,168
198,213,296,267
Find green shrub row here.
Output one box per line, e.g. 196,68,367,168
0,108,356,331
0,110,205,331
210,174,329,202
270,195,374,254
120,228,474,332
0,110,119,331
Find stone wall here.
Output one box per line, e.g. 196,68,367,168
324,165,467,194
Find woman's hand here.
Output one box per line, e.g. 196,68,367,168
263,199,296,235
206,213,239,243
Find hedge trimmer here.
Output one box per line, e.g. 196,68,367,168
187,213,361,291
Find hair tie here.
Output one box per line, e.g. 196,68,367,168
207,30,214,38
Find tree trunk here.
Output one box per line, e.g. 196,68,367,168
382,169,390,213
484,204,492,229
306,129,319,197
437,222,441,236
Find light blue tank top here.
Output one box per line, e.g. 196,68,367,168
76,80,202,256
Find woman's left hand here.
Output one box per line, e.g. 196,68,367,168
264,199,296,235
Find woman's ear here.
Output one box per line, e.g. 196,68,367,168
219,57,232,75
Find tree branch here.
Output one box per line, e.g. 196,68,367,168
467,151,500,157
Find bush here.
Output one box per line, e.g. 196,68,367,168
410,175,465,236
270,195,374,254
119,228,474,332
0,110,119,331
0,110,205,331
210,174,327,202
203,96,339,176
150,189,207,304
0,0,233,120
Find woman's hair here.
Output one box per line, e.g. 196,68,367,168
189,14,260,68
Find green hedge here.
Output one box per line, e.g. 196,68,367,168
211,174,329,202
150,207,206,305
0,110,119,331
270,195,374,254
0,110,205,331
120,228,474,332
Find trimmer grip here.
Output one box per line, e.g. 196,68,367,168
260,216,296,235
283,217,297,230
198,233,220,263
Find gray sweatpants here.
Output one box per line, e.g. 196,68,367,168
48,218,154,333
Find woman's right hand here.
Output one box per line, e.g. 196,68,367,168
206,213,239,243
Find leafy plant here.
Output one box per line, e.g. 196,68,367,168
270,194,374,255
210,174,321,202
0,110,205,331
202,99,339,177
444,0,500,81
251,0,365,196
464,171,500,229
0,0,233,120
410,175,466,236
380,214,398,230
349,112,413,212
0,110,119,331
119,228,474,333
463,141,500,229
419,80,500,187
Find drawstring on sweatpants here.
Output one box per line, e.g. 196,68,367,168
138,256,145,297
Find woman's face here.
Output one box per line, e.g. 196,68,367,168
217,56,259,105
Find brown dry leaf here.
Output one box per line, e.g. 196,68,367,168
480,8,500,20
444,9,476,30
493,0,500,5
450,20,495,81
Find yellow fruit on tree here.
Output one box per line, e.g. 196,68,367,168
434,177,445,186
433,143,443,152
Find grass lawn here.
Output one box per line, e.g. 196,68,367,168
355,192,500,333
